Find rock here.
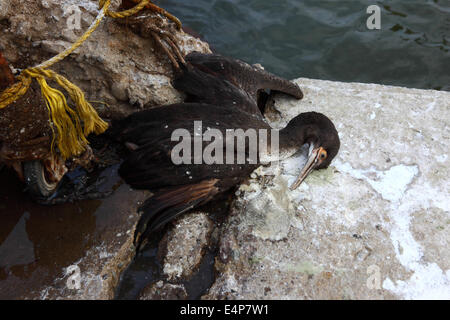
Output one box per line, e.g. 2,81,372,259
0,0,211,119
162,212,214,280
205,79,450,299
139,281,188,300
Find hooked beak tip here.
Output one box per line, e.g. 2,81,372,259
289,176,305,191
289,146,323,191
289,173,309,191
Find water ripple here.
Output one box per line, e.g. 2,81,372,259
163,0,449,90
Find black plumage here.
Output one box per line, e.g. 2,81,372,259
114,53,339,250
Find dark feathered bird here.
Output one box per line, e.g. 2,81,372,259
114,53,339,251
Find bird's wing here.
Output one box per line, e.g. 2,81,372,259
116,103,264,190
185,52,303,100
173,63,261,115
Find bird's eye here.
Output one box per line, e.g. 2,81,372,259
319,150,327,160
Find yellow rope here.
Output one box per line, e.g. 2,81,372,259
101,0,150,19
0,0,153,159
0,75,32,108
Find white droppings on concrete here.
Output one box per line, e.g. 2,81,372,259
383,261,450,299
334,159,450,299
424,101,436,113
335,161,418,202
436,154,447,163
382,180,450,299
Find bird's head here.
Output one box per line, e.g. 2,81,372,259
284,112,340,190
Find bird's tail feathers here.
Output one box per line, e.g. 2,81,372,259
134,179,218,251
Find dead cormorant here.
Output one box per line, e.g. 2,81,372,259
114,53,340,250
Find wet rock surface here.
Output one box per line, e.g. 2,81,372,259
126,212,214,300
0,165,150,299
139,281,188,300
205,79,450,299
118,195,232,300
162,212,214,281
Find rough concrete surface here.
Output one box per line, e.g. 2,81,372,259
205,79,450,300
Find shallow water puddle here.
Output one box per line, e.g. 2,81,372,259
0,163,224,300
0,165,145,299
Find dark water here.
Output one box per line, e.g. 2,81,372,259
162,0,450,90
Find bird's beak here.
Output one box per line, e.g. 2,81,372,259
289,146,324,190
